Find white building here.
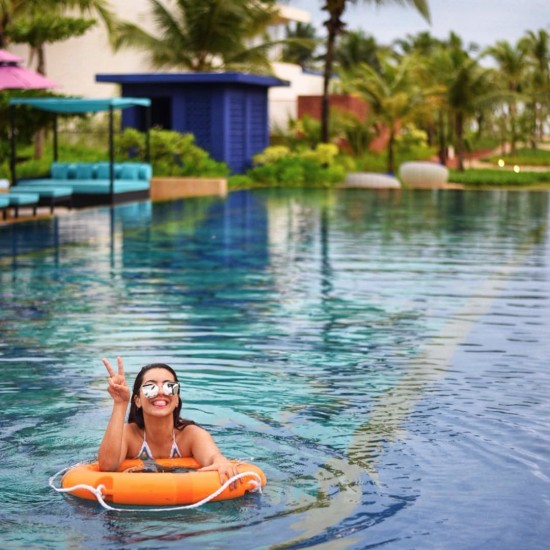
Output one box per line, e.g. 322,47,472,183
10,1,323,131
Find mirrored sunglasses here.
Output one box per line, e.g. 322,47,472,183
141,381,180,399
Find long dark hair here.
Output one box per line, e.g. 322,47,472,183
128,363,188,430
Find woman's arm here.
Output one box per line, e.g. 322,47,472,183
98,357,131,471
189,426,241,486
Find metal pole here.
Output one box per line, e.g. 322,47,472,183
9,105,16,187
109,105,114,204
145,104,151,163
53,113,58,162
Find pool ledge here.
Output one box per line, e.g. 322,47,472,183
151,177,228,202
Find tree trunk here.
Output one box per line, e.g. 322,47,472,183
387,128,395,174
438,110,447,165
321,1,346,144
33,46,47,160
455,111,465,171
36,46,46,76
509,101,517,156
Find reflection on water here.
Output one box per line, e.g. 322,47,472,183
1,189,550,549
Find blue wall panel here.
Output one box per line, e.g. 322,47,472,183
102,73,288,173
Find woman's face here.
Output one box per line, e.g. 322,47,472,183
134,367,180,417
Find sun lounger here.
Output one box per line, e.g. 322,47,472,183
12,185,73,213
0,195,9,220
4,192,39,218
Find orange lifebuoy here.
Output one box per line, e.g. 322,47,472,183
61,458,266,506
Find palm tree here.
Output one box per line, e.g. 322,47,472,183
7,14,96,75
0,0,115,52
282,21,320,70
335,29,383,73
2,0,116,159
406,33,494,170
484,39,528,155
344,55,431,173
319,0,431,143
519,29,550,147
113,0,278,74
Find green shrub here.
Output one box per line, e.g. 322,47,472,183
246,143,347,187
253,145,291,165
248,163,279,184
299,143,339,165
137,129,229,177
228,174,255,188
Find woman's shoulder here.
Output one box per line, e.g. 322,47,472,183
124,422,143,439
176,418,200,431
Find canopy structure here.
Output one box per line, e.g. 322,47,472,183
9,97,151,113
8,97,151,202
0,49,58,90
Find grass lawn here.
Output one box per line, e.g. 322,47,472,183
450,168,550,188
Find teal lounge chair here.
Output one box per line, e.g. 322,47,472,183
0,195,9,220
5,192,39,218
13,185,72,213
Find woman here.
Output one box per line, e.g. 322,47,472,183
98,357,240,485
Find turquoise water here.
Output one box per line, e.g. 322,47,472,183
1,189,550,549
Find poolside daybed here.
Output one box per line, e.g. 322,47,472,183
9,97,152,208
16,161,151,207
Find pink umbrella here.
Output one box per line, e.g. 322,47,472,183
0,49,58,90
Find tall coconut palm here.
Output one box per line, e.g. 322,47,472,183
113,0,278,73
484,39,528,155
519,29,550,147
282,21,320,70
320,0,430,143
415,33,500,170
344,55,432,173
335,29,382,72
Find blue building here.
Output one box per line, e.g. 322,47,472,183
96,72,288,173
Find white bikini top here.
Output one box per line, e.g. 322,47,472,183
135,430,182,460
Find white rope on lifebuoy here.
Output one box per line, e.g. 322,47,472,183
49,464,262,512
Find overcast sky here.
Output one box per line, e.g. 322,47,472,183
290,0,550,49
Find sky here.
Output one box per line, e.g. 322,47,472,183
290,0,550,50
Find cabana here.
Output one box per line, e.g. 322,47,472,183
8,97,152,207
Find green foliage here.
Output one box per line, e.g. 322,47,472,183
282,22,319,69
450,168,550,186
6,14,96,47
116,127,145,158
117,128,229,177
288,115,321,149
114,0,278,73
228,174,255,189
246,143,346,187
354,145,436,173
299,143,339,165
12,128,229,179
253,145,291,165
0,90,59,160
331,110,374,157
395,124,429,150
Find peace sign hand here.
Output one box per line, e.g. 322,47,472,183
103,356,131,404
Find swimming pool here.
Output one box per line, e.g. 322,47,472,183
1,188,549,549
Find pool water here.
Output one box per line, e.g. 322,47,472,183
1,189,549,549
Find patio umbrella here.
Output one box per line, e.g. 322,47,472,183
0,49,57,90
